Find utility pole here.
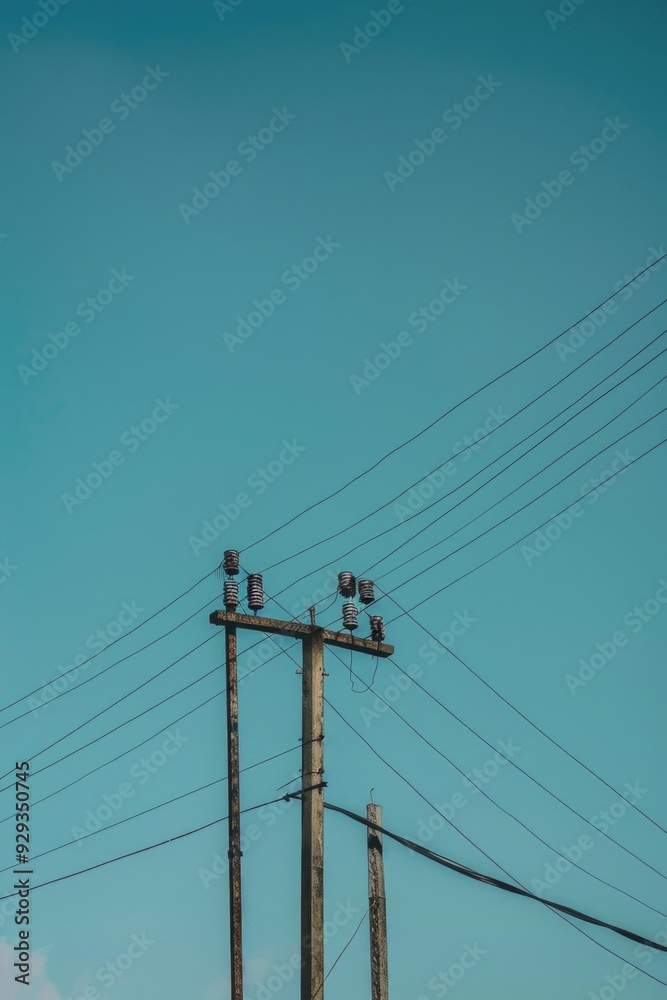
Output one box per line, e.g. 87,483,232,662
210,570,393,1000
367,800,389,1000
225,623,243,1000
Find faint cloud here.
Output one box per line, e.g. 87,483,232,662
0,939,61,1000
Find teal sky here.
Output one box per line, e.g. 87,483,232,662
1,0,667,997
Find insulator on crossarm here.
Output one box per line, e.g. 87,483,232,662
369,615,385,642
342,602,359,631
247,574,265,612
358,579,375,604
223,580,239,611
338,572,356,598
223,550,240,576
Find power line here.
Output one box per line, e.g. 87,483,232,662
323,707,667,989
387,434,667,617
259,328,667,627
0,786,326,902
372,391,667,593
314,908,370,997
262,308,667,575
324,802,667,957
245,262,667,556
0,634,219,781
0,592,221,727
0,743,304,874
0,634,303,821
368,458,667,833
259,581,667,895
386,655,667,891
0,569,217,714
367,345,667,584
336,649,667,907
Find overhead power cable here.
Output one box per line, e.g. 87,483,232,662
291,345,666,616
324,802,667,955
0,634,220,781
379,584,667,838
263,328,667,625
337,651,667,904
0,569,217,714
0,635,301,821
0,786,327,902
323,704,667,989
0,593,221,728
262,309,667,575
373,386,667,588
385,654,667,890
245,260,667,556
258,579,667,893
0,742,305,875
386,433,667,618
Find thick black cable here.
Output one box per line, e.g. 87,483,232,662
335,649,667,906
324,802,667,955
322,712,667,988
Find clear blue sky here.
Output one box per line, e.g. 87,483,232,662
1,0,667,997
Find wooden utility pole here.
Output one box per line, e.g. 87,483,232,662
224,624,244,1000
367,801,389,1000
210,609,393,1000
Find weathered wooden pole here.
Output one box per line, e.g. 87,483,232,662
367,801,389,1000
